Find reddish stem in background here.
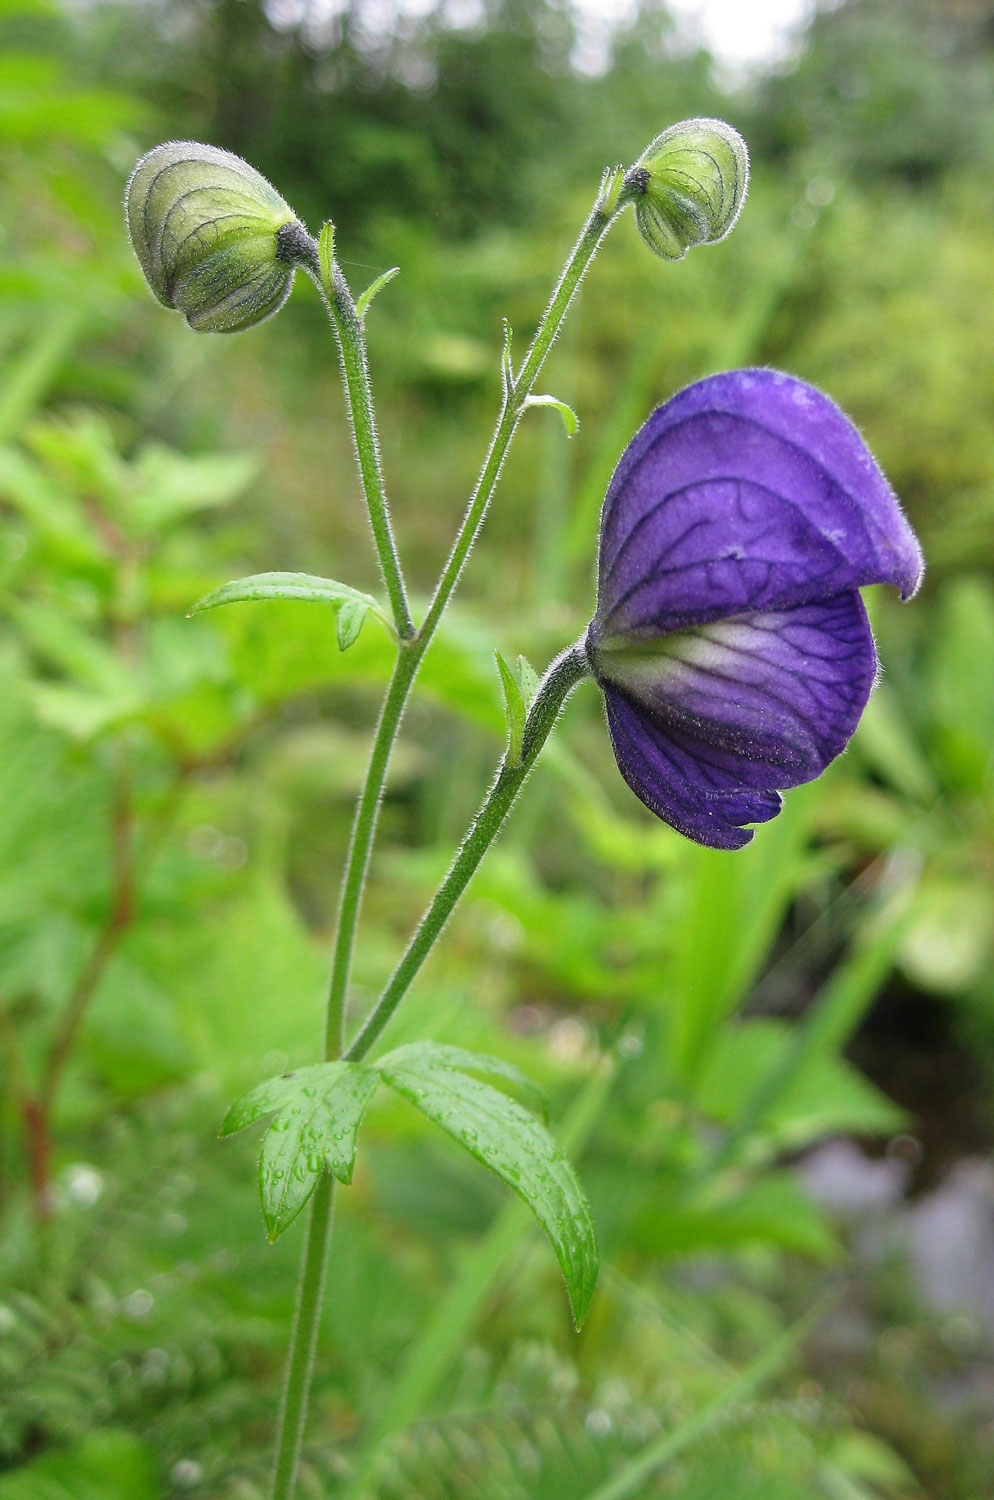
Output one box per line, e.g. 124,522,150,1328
28,751,135,1222
16,545,141,1224
22,1097,53,1220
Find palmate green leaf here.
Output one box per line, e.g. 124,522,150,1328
0,1428,157,1500
693,1018,905,1152
0,445,106,564
376,1048,597,1327
7,598,138,696
220,1061,379,1240
189,570,392,642
628,1171,838,1262
130,445,259,535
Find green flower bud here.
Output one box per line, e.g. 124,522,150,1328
626,117,748,261
125,141,309,333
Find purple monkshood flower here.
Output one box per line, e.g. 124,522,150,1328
585,368,923,850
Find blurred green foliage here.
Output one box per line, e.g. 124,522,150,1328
2,0,994,1496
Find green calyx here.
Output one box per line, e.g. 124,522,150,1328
125,141,306,333
626,117,749,261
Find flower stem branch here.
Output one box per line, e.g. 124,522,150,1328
417,199,619,647
271,183,624,1496
345,641,590,1063
321,184,622,1060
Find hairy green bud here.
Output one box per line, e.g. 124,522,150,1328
626,118,748,261
125,141,309,333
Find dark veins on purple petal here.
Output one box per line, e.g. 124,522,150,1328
593,369,922,641
596,591,878,849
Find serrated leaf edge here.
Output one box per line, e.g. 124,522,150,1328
377,1057,597,1326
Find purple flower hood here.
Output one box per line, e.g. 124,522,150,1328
586,368,923,849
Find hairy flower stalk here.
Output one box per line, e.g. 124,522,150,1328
256,148,644,1500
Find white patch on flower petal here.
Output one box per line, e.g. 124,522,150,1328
596,615,777,696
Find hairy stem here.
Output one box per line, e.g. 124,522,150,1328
323,644,421,1059
269,1173,335,1500
305,245,413,640
418,202,615,646
346,642,590,1063
271,182,624,1496
328,188,619,1041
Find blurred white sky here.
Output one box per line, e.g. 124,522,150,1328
274,0,818,76
571,0,816,71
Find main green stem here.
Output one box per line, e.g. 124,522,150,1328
269,1172,335,1500
270,187,624,1499
323,645,420,1059
323,190,618,1070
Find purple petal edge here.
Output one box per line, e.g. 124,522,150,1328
597,591,878,849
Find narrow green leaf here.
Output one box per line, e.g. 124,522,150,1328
377,1055,598,1327
494,649,526,764
336,598,368,651
318,221,336,296
501,318,514,396
355,266,400,323
523,393,579,437
219,1062,379,1240
189,571,390,629
580,1310,819,1500
0,303,89,447
517,654,540,710
698,892,914,1180
376,1041,546,1117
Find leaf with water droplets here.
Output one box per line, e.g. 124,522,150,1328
220,1062,379,1240
376,1049,597,1326
377,1041,547,1117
